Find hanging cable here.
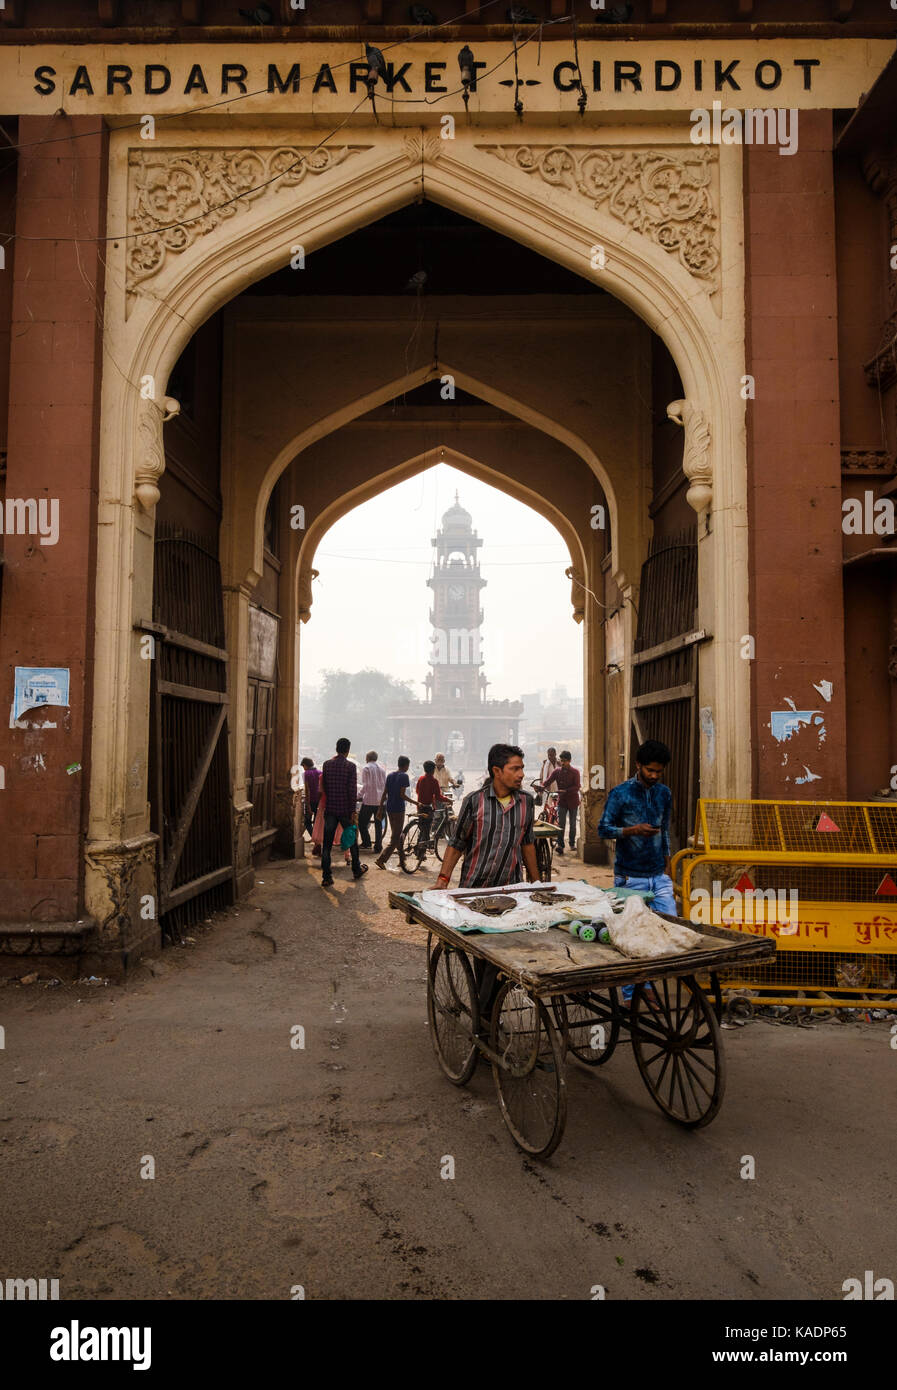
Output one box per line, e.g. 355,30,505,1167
512,25,524,120
571,10,588,117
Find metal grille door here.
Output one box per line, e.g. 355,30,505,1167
630,527,709,852
144,524,235,940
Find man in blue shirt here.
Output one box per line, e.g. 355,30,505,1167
375,755,417,871
598,739,676,1001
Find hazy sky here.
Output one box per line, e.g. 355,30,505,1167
302,464,583,702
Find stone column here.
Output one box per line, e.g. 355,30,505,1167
574,559,607,865
273,494,303,857
0,118,106,931
744,111,846,795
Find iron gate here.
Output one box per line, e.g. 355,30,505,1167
141,523,234,941
629,527,710,852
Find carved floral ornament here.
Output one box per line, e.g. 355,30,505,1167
135,396,180,510
666,399,712,514
841,448,896,476
126,145,369,307
478,144,720,297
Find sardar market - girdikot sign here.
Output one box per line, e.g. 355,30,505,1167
6,40,890,114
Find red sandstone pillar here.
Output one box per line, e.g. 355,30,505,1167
0,116,107,923
744,110,848,798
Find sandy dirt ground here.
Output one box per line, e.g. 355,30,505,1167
1,850,893,1302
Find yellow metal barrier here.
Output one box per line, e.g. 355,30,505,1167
674,799,897,1008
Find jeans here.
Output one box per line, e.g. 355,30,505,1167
614,872,676,1001
357,803,384,852
556,804,578,851
321,811,362,879
304,804,318,839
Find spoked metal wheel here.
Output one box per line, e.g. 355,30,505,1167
490,981,567,1158
552,990,620,1067
433,817,456,863
630,974,726,1128
427,943,480,1085
534,835,553,883
400,820,425,873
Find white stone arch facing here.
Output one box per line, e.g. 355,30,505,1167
87,123,748,930
290,440,591,623
242,362,607,598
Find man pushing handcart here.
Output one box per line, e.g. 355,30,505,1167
390,743,775,1158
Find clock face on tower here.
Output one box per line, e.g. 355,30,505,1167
448,584,464,602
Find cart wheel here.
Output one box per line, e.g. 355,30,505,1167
400,820,425,873
552,990,620,1066
630,975,726,1128
427,943,480,1085
709,973,723,1023
535,836,553,883
490,981,567,1158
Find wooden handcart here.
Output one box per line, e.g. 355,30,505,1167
389,889,776,1159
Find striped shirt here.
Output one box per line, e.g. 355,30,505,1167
447,780,535,888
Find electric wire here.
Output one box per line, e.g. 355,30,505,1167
0,0,529,154
0,14,575,251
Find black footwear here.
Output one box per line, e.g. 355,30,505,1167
374,858,386,870
321,877,334,887
353,864,369,880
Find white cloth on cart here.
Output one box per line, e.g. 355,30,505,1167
414,880,621,934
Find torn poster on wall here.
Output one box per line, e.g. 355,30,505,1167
770,709,826,743
11,666,70,728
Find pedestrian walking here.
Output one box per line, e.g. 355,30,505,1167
543,750,581,856
375,755,416,870
538,747,559,793
598,738,675,1001
416,759,450,847
434,753,458,799
301,756,322,856
357,750,387,854
319,737,368,888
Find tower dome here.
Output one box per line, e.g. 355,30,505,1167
441,490,472,531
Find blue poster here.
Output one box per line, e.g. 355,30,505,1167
13,667,70,721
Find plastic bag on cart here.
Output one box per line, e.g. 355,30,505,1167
604,893,703,959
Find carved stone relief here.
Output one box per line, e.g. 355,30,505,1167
126,145,369,308
478,144,720,297
841,448,896,475
135,395,180,510
667,398,712,513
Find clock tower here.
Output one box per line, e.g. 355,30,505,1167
426,494,487,706
389,491,521,766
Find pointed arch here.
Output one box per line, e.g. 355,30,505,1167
87,124,749,926
293,443,589,624
245,364,608,594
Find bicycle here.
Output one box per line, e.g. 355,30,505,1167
400,801,455,874
531,779,560,826
530,779,559,882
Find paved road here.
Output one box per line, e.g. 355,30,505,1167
1,853,893,1301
